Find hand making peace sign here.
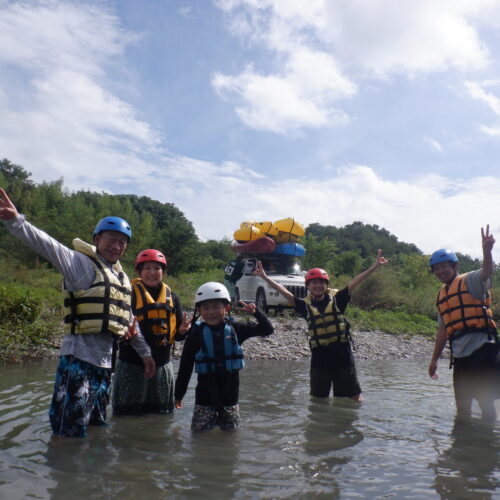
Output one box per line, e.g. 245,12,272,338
0,188,19,220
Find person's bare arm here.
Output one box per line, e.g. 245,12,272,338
252,261,295,305
428,323,447,379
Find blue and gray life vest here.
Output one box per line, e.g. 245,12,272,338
195,323,244,374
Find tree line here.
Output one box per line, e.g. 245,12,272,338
0,159,234,275
1,157,494,321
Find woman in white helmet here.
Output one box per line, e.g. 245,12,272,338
174,282,274,431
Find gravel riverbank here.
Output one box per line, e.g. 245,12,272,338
173,313,444,362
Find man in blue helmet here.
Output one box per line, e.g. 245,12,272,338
428,225,499,422
0,188,155,437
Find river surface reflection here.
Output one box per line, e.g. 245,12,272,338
0,358,499,499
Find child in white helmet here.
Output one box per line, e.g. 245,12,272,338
174,282,273,431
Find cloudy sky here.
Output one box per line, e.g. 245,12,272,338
1,0,500,260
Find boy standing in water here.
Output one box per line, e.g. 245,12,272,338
428,226,499,422
174,282,273,431
253,250,388,401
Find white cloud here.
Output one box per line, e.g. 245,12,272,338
480,125,500,136
213,0,500,132
466,80,500,115
0,1,266,203
1,0,499,267
178,4,193,18
143,164,500,263
465,80,500,136
321,1,493,76
0,0,159,183
79,154,500,264
212,55,354,133
424,137,444,153
0,0,137,75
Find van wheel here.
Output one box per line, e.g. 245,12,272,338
256,288,268,313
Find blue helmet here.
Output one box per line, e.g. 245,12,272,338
429,248,458,267
93,216,132,241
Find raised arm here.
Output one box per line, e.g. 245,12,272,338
252,261,295,306
347,249,388,293
1,188,95,289
481,225,495,281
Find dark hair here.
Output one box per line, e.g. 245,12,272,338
136,261,166,274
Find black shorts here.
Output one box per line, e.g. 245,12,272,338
453,342,500,402
310,344,361,398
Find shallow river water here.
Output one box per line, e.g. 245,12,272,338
0,358,499,499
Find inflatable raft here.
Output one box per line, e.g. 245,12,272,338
274,218,305,236
272,242,305,257
231,236,276,254
254,221,279,237
232,217,306,256
234,225,264,243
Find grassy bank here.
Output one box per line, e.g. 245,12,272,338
0,266,441,362
0,280,63,362
347,306,436,337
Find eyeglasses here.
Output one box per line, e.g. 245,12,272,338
100,234,128,248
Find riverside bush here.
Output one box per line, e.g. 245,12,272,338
0,282,61,362
348,306,437,337
0,318,60,362
0,283,42,324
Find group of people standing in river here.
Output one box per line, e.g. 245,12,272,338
0,186,498,438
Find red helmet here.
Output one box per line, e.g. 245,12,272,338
305,268,329,284
135,249,167,270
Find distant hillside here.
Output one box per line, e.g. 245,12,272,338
307,221,420,259
305,221,481,275
0,158,482,276
0,159,202,274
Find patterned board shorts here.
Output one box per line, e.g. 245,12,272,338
49,355,111,438
191,404,240,432
112,359,174,415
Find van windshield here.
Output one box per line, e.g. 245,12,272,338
262,260,302,276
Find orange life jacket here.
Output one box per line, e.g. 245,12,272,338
131,279,177,344
436,273,496,337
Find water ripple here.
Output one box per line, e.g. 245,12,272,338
0,358,498,499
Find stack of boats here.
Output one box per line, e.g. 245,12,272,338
232,218,305,256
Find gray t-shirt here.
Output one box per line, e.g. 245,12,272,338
4,215,151,368
438,269,495,358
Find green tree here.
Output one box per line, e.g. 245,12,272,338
302,233,337,270
398,254,435,290
306,221,420,260
329,250,363,276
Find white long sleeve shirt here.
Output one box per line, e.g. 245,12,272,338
4,215,151,368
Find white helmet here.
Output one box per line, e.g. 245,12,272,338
195,282,231,305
